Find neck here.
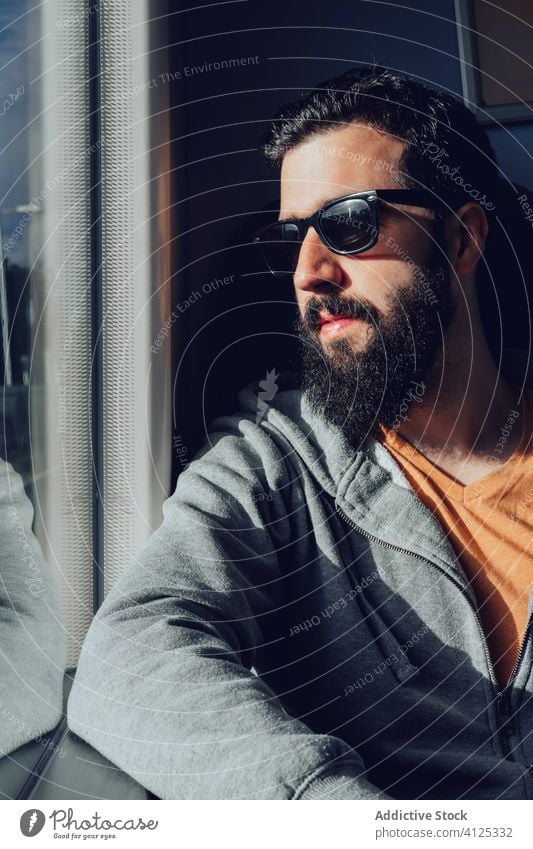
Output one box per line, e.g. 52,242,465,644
396,310,522,464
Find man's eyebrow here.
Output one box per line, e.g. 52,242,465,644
278,194,353,220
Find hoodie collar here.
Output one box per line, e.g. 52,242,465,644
238,370,466,583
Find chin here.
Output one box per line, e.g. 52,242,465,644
321,324,373,353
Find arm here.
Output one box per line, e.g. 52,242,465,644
67,415,390,799
0,459,66,755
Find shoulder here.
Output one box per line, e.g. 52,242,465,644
183,370,304,490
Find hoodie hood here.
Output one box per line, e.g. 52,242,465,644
236,368,414,499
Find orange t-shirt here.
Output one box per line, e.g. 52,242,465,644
378,391,533,689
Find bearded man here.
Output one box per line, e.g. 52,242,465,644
68,66,533,801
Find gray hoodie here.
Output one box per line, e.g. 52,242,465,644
0,458,66,756
67,371,533,799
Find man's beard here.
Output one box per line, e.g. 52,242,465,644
295,261,456,449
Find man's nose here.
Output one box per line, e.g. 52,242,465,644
292,227,344,292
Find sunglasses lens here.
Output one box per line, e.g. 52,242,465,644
255,197,378,274
256,221,302,275
319,198,376,252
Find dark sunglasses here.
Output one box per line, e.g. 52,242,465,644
253,189,446,276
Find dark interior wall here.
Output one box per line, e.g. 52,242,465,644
164,0,533,480
488,123,533,189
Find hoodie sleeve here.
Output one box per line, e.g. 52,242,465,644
0,458,66,756
67,414,390,800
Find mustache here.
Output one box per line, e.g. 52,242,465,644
300,294,380,333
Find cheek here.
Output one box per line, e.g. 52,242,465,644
343,260,415,309
293,288,309,316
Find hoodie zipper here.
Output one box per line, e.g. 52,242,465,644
496,623,531,757
335,503,527,761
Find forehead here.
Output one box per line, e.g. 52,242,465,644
279,123,407,217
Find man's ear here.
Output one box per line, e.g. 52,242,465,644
443,202,489,275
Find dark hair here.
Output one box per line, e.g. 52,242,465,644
259,65,503,211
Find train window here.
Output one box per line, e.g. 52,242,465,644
0,0,74,793
0,0,171,796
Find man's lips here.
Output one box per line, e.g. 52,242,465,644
317,312,360,337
